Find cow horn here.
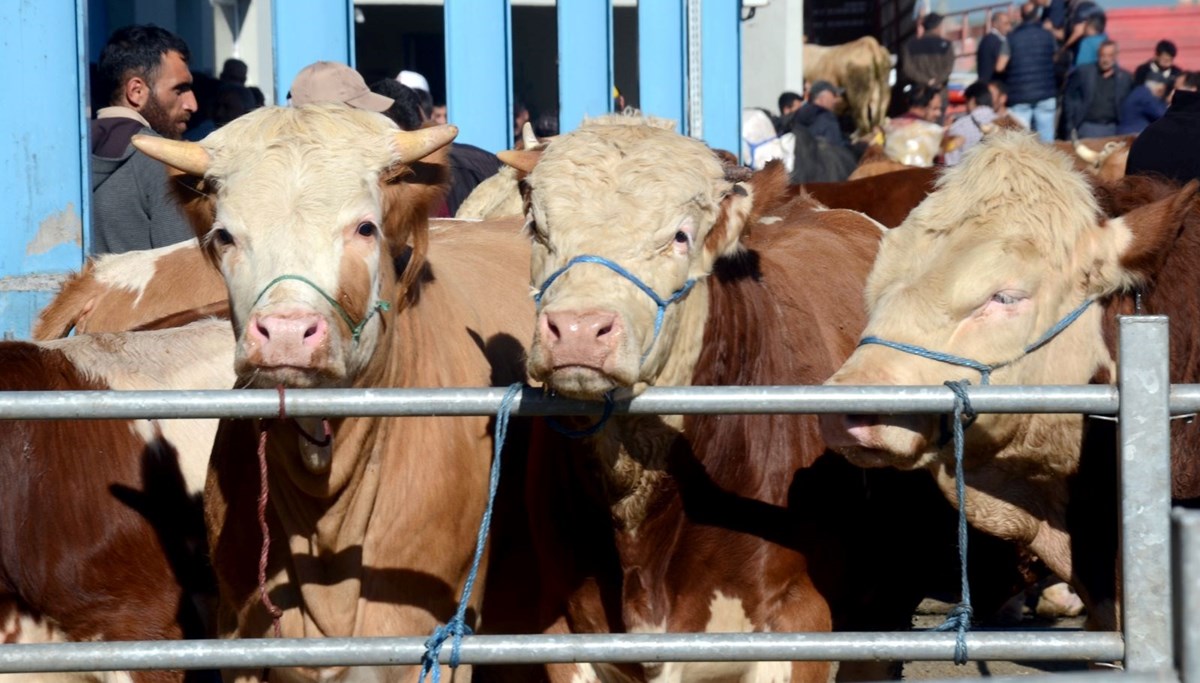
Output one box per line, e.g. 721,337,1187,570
497,149,542,174
132,135,210,176
521,121,539,149
393,124,459,163
1074,143,1101,164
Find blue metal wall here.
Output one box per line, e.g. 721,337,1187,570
701,0,742,156
558,2,613,134
638,0,688,133
0,0,90,338
445,1,513,153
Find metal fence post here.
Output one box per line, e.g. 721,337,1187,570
1118,315,1174,671
1174,508,1200,683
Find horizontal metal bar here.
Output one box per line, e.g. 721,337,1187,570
1170,385,1200,414
0,632,1125,672
0,385,1124,420
915,672,1175,683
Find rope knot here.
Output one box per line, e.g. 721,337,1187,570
933,603,975,665
421,617,474,680
944,379,977,428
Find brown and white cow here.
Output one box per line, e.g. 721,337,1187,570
1,316,234,683
820,130,1199,630
511,116,1030,683
135,104,536,683
800,166,938,228
33,239,227,340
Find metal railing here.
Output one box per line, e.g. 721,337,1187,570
0,316,1190,680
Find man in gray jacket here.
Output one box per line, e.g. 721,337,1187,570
90,25,198,255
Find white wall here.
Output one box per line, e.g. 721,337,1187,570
212,0,276,103
740,0,805,116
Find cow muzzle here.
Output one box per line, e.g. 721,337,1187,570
531,308,630,398
244,308,329,374
819,412,934,469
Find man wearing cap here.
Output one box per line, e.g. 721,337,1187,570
902,14,956,92
791,81,848,147
289,61,395,112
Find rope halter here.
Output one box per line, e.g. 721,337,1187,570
858,299,1094,385
534,255,696,363
252,274,391,344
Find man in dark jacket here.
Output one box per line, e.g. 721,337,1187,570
792,81,849,148
976,11,1012,84
91,25,198,255
1005,2,1059,141
1134,40,1183,86
1118,73,1170,135
1064,41,1134,138
902,14,957,92
1126,71,1200,184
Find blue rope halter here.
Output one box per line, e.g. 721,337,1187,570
252,274,391,344
856,298,1093,664
420,383,523,682
534,255,696,363
858,299,1094,385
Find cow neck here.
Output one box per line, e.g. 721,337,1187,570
588,279,712,532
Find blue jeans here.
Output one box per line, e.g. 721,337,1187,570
1010,97,1057,143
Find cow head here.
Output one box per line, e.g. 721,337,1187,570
134,104,456,389
520,116,786,400
821,131,1196,471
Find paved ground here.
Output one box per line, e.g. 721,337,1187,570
901,598,1092,680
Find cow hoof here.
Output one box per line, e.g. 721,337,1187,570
1035,582,1084,618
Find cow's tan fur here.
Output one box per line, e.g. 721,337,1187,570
803,37,893,134
825,131,1190,624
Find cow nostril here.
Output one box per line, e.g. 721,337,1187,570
596,323,613,338
304,323,320,339
547,321,560,340
255,320,271,341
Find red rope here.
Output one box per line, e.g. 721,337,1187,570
255,387,288,639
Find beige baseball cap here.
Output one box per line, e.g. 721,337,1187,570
289,61,394,112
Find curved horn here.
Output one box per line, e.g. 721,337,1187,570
521,121,539,149
1074,143,1101,165
392,124,459,163
497,149,542,174
132,135,210,176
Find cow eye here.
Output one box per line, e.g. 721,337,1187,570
357,221,377,237
991,292,1021,305
213,228,235,246
674,230,690,244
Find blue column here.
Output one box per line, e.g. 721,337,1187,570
638,0,686,133
272,0,355,105
701,0,741,158
558,1,612,134
445,1,512,153
0,0,90,338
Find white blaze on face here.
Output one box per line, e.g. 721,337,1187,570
197,105,398,388
525,117,755,399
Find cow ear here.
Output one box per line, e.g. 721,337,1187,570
702,160,790,268
1111,180,1198,279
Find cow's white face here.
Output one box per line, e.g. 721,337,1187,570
821,132,1195,470
135,105,456,389
523,119,761,400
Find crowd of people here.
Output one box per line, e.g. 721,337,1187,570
758,2,1197,184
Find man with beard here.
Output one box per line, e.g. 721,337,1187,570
90,25,197,254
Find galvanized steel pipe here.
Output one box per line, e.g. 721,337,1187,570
0,632,1124,673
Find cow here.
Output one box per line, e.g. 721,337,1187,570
800,166,938,228
32,239,227,340
1,316,235,683
133,104,537,683
456,123,548,220
819,130,1200,632
506,115,1032,683
1067,136,1133,182
803,37,893,135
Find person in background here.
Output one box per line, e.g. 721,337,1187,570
778,91,804,119
370,79,426,131
1074,14,1109,67
883,85,946,167
432,102,448,125
945,81,999,165
1134,40,1183,86
532,111,559,139
219,58,248,86
1119,72,1171,134
1004,2,1058,141
290,61,394,112
90,24,197,255
1064,41,1133,138
977,11,1012,83
1125,71,1200,183
902,13,957,92
793,81,849,147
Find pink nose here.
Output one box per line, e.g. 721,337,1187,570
246,311,328,368
538,310,621,369
819,413,880,450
